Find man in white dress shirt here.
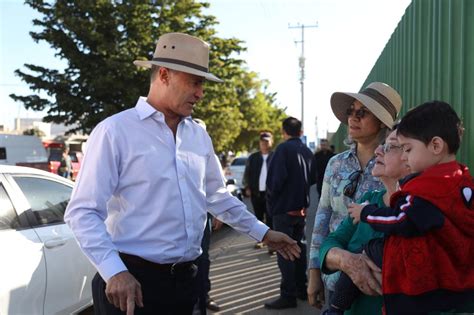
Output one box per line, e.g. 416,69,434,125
65,32,300,315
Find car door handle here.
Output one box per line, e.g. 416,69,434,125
44,238,67,249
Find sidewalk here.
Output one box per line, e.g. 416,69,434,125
208,223,321,315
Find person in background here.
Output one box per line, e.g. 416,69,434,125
193,118,222,314
196,214,223,314
310,139,335,199
307,82,402,309
65,32,300,315
243,131,274,249
264,117,313,310
59,146,72,179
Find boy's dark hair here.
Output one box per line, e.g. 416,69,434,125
397,101,463,154
282,117,302,137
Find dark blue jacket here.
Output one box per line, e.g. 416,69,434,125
266,137,313,215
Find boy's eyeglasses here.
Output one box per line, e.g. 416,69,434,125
345,107,370,119
382,143,402,154
343,171,362,198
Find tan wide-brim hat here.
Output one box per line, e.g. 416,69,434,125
330,82,402,128
134,32,223,83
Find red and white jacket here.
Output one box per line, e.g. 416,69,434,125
361,161,474,314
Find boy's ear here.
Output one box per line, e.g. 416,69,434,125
430,136,445,155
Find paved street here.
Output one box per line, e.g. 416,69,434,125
207,196,321,315
82,197,324,315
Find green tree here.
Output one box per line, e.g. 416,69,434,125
10,0,284,153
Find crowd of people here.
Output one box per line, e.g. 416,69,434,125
64,32,474,315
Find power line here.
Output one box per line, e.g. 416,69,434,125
288,22,318,130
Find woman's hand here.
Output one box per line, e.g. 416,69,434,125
307,268,325,309
341,251,382,296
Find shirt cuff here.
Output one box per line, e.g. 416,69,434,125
248,220,270,242
96,253,128,282
308,256,321,269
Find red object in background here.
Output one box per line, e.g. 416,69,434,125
42,141,83,180
47,149,82,181
42,140,64,150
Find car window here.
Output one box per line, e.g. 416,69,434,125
0,184,20,230
48,149,62,162
231,157,247,166
13,177,72,227
69,153,78,163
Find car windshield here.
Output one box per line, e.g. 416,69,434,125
231,157,247,166
48,149,78,162
69,153,78,162
48,150,62,162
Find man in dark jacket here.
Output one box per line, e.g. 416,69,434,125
243,131,274,246
309,139,335,198
264,117,313,310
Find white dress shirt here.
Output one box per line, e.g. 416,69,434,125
259,153,269,191
65,97,268,281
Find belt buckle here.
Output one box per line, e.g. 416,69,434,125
170,262,178,275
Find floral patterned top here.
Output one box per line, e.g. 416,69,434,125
309,145,384,268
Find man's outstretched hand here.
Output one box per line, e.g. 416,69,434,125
262,230,301,260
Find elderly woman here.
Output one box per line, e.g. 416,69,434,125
307,82,402,307
318,126,408,314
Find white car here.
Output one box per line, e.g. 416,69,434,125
224,156,248,188
0,165,95,314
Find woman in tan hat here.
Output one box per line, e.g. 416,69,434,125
306,82,402,309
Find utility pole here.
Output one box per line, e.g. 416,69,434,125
289,22,318,129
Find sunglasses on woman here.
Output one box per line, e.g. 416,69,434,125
345,107,370,119
343,170,362,198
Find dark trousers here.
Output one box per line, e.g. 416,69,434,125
251,191,273,229
92,256,198,315
272,213,307,299
196,215,212,314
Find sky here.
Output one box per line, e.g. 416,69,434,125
0,0,411,142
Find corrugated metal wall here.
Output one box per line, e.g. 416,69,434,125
332,0,474,169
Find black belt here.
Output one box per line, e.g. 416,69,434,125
119,252,196,275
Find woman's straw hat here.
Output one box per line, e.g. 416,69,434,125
331,82,402,128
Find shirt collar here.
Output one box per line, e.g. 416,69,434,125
135,97,159,120
399,172,421,186
342,144,376,170
134,97,193,124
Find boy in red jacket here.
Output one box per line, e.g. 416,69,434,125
326,101,474,315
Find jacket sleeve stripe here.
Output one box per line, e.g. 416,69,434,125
366,212,407,225
400,195,413,211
